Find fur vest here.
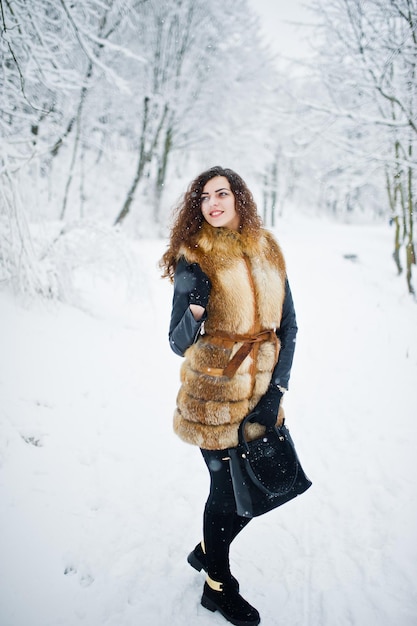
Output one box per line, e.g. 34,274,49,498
173,223,287,450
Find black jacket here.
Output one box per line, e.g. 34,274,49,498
169,257,297,389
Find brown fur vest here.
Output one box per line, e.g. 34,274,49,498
173,223,287,450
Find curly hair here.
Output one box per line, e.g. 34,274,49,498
160,166,263,280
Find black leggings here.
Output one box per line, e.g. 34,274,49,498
201,448,251,580
201,448,237,514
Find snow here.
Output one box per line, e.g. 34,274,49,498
1,215,416,626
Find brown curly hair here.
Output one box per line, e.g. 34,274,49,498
160,166,263,280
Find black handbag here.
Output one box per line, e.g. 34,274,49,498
227,415,312,518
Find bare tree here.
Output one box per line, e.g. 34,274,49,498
0,0,140,296
1,0,285,298
304,0,417,293
114,0,280,228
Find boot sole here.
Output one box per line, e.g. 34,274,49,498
201,593,260,626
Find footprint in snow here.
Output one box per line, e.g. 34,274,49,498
64,566,94,587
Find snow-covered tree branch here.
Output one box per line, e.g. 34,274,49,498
297,0,417,294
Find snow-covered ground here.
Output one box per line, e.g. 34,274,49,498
1,215,416,626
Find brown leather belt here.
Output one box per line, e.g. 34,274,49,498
202,329,279,378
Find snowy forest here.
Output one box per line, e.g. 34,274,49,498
1,3,417,626
1,0,416,298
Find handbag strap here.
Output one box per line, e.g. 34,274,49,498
238,414,285,451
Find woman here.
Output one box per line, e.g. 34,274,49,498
160,166,297,626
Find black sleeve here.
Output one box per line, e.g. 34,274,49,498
168,258,208,356
270,278,298,389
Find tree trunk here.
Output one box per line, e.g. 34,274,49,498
114,97,150,227
154,125,173,225
60,111,81,220
385,169,403,274
270,159,278,227
405,158,415,295
114,99,169,227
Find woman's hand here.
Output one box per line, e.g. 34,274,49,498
190,304,205,320
249,386,283,427
188,263,211,308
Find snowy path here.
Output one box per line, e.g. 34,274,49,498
1,217,416,626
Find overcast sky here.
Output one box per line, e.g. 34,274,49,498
248,0,315,62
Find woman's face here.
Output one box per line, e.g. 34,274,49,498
200,176,240,231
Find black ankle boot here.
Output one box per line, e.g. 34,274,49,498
187,542,207,572
201,576,260,626
187,543,239,591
